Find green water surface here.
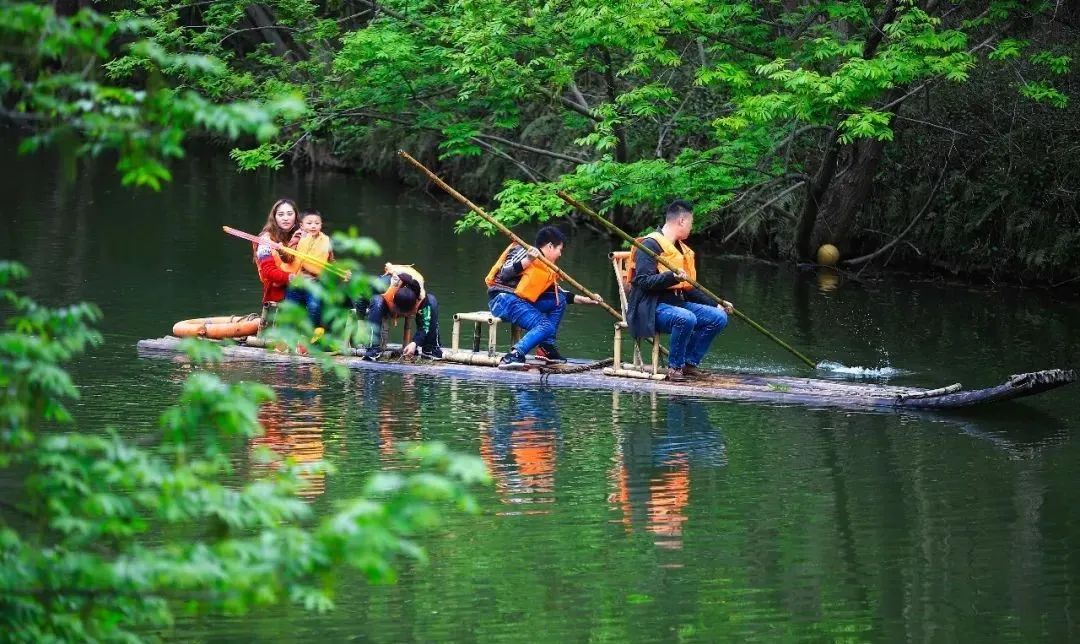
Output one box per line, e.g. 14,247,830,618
4,142,1080,642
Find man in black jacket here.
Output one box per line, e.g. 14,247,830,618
626,200,734,381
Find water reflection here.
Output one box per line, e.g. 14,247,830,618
250,366,330,499
816,266,842,293
481,388,560,511
610,396,727,550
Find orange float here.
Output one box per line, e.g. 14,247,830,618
171,314,260,339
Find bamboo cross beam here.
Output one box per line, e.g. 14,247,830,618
223,226,348,279
397,151,622,320
556,191,819,369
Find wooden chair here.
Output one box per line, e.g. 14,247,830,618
604,251,666,380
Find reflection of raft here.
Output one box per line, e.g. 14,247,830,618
135,335,1075,411
171,315,261,339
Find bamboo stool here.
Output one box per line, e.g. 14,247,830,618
449,311,522,357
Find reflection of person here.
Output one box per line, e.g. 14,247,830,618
362,263,442,360
626,200,734,381
481,389,562,506
284,209,333,327
249,367,328,499
375,373,424,458
486,226,602,369
253,198,302,306
610,399,726,549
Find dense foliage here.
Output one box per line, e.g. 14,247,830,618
93,0,1080,281
1,6,487,641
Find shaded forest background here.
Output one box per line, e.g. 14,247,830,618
21,0,1080,283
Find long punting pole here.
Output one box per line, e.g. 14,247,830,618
556,191,819,369
223,225,348,279
397,151,622,320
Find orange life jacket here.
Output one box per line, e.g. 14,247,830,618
485,244,559,303
381,263,426,315
626,231,696,291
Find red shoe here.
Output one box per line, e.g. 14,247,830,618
535,344,567,364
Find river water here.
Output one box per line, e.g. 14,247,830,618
4,141,1080,642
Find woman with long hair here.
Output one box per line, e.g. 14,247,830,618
254,198,302,305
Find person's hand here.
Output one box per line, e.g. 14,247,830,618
342,269,353,282
289,229,303,247
718,299,734,314
279,256,297,272
672,269,689,282
575,294,603,305
523,246,541,267
402,341,418,358
390,273,402,288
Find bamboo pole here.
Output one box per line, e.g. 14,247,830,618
556,191,819,369
223,226,348,279
397,151,620,320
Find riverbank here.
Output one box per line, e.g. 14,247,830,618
265,135,1080,290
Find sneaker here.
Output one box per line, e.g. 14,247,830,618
423,347,444,360
360,346,381,361
535,344,567,364
498,349,528,370
665,367,687,382
682,364,708,379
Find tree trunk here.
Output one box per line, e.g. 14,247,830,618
795,129,840,259
600,48,632,231
809,138,887,254
245,4,308,61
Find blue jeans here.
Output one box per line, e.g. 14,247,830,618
655,301,728,368
488,291,566,355
285,285,322,327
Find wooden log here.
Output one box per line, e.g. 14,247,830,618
896,383,962,401
137,336,1076,410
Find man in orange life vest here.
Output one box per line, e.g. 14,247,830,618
626,200,734,382
362,263,442,360
486,226,602,369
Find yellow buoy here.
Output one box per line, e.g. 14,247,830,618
816,243,840,266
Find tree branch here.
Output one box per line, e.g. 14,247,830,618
722,180,806,243
339,109,589,164
878,18,1003,112
354,0,427,31
470,138,546,182
842,153,950,267
567,80,590,113
475,133,589,164
863,0,899,59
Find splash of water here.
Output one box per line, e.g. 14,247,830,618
815,360,910,379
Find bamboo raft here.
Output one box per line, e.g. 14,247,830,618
135,335,1075,411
